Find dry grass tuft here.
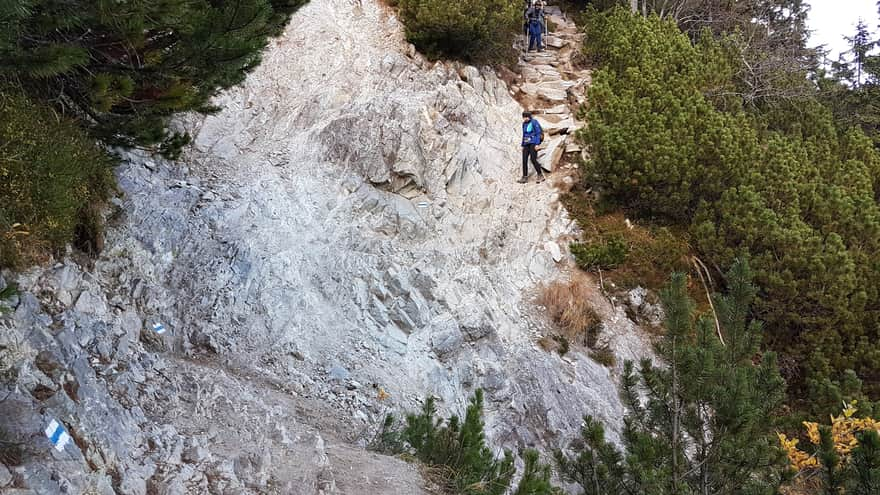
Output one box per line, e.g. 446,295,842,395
538,278,602,348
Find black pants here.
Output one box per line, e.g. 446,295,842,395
522,144,542,177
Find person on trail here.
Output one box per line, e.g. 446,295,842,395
519,111,545,184
536,0,548,36
523,0,534,47
526,4,545,52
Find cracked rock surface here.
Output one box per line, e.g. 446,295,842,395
0,0,653,493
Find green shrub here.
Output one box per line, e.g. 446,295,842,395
398,0,520,62
570,237,628,271
579,7,880,415
373,390,559,494
556,262,790,494
581,9,749,222
513,449,561,495
0,283,17,316
551,334,570,356
0,91,114,268
401,390,515,494
1,0,307,152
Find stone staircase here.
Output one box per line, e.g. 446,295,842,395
512,4,591,173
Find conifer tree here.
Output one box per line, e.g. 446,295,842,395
822,9,880,149
848,430,880,495
514,449,560,495
400,390,516,495
840,19,875,88
818,426,846,495
0,0,306,154
554,416,628,494
556,261,790,494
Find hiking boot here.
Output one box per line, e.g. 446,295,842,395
517,176,528,184
536,174,545,183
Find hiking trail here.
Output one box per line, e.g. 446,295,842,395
513,4,591,176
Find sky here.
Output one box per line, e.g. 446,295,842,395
808,0,878,62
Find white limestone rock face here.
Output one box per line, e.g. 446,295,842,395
1,0,654,493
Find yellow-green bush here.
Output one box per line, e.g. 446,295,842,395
398,0,520,62
0,91,114,268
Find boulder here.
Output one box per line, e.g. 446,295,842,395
538,135,567,171
430,315,464,359
521,82,568,102
541,117,575,136
328,364,350,381
544,36,566,49
73,289,108,317
544,241,564,263
182,445,210,464
0,463,11,487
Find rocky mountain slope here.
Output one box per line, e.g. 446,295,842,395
0,0,653,493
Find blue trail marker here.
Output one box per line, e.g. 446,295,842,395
44,419,71,452
152,323,166,335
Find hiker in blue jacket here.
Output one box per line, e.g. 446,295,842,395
520,111,545,184
526,4,545,52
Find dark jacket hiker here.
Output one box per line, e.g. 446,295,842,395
526,6,545,51
519,112,545,183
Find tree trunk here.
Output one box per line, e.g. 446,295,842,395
629,0,638,13
699,403,710,495
672,334,681,493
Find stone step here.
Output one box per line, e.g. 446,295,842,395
525,63,557,71
565,142,583,154
529,59,560,68
540,104,570,115
539,113,568,123
544,36,566,49
522,51,554,60
520,63,561,75
520,66,541,82
547,15,568,28
541,116,576,136
520,83,567,102
538,135,567,171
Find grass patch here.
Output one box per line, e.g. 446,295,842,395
0,282,17,315
0,90,115,269
570,236,627,271
561,187,690,291
589,346,616,368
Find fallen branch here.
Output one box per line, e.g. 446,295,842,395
692,256,724,346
